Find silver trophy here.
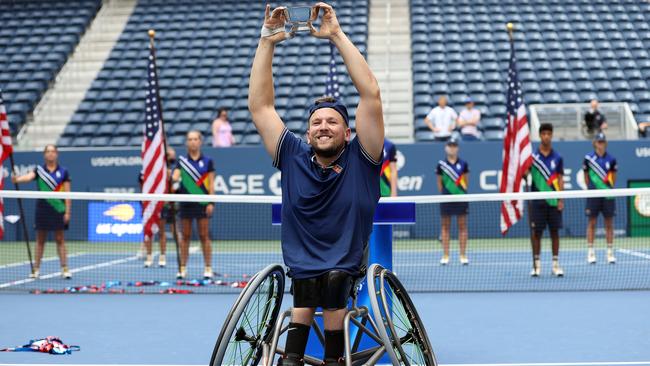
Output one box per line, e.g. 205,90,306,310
285,6,312,33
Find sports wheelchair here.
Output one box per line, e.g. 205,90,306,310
211,263,437,366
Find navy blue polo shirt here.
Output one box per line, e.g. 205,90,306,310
531,149,563,193
583,151,617,190
273,128,382,279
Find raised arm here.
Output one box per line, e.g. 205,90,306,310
311,3,384,162
248,5,290,158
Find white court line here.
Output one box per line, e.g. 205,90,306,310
392,260,650,268
618,248,650,261
0,253,85,269
0,246,201,288
0,254,140,289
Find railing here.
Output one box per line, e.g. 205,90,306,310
529,102,639,141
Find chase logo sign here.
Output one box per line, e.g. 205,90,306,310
88,202,143,242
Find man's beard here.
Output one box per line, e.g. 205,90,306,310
311,140,345,158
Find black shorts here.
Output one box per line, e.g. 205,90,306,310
160,204,176,222
529,200,563,233
440,202,469,216
291,270,355,310
586,197,616,218
34,200,66,231
179,202,208,219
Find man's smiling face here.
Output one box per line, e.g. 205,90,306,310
307,107,350,158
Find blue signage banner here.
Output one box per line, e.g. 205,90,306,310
87,202,143,242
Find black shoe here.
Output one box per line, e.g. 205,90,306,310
323,358,344,366
277,353,304,366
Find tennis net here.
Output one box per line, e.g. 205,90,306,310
0,187,649,293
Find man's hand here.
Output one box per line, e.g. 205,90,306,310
206,203,214,217
64,212,70,224
262,4,290,44
557,199,564,211
310,2,342,39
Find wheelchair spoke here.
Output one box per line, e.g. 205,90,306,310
219,271,282,365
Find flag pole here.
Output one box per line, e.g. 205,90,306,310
149,29,182,273
506,22,514,41
8,153,34,273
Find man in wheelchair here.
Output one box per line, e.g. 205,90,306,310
248,3,384,365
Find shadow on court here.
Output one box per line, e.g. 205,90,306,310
1,291,649,365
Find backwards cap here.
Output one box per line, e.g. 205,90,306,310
308,98,349,126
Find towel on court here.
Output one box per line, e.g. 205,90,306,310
0,336,79,354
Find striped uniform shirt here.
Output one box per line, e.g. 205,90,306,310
35,165,70,213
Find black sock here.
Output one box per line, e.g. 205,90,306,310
324,329,345,361
285,322,310,359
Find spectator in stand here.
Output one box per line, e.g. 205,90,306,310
211,108,235,147
424,95,457,142
457,97,481,141
584,99,608,138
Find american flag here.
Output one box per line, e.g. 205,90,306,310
141,40,167,240
0,91,13,239
499,36,532,234
325,42,340,99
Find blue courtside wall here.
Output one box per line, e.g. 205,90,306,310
2,140,649,241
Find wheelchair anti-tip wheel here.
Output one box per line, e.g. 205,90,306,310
210,264,285,366
367,263,437,366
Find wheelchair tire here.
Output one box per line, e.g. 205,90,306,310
210,264,285,366
367,263,437,366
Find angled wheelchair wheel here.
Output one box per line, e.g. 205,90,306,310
367,263,437,366
210,264,285,366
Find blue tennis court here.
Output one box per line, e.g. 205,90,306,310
1,290,650,365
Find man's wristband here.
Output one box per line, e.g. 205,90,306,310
261,24,285,38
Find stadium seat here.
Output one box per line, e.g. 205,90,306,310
90,136,110,147
71,137,91,147
483,129,505,141
242,133,262,145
